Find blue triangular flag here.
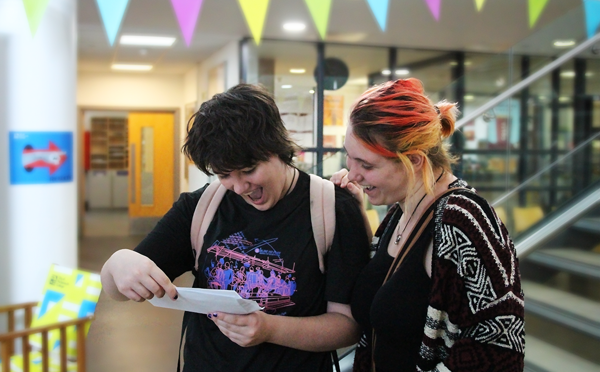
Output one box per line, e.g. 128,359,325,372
366,0,390,31
95,0,130,45
584,0,600,38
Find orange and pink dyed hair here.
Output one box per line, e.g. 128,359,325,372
349,78,459,195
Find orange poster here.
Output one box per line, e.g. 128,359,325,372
324,95,344,126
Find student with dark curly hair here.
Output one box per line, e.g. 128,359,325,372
332,78,525,371
101,84,370,371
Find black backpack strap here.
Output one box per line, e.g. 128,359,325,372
332,350,341,372
177,311,191,372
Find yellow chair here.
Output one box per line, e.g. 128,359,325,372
365,209,380,234
494,206,507,225
513,206,544,234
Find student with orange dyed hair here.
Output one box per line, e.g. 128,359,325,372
332,78,525,371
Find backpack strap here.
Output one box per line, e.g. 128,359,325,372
190,179,227,271
309,174,336,274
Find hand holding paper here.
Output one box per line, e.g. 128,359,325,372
148,286,262,315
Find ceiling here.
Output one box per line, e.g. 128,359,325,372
77,0,589,75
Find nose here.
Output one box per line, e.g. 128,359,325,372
219,174,248,195
346,158,361,182
231,176,249,195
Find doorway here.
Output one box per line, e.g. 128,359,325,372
79,109,177,238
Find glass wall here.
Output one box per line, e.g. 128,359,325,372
241,37,600,234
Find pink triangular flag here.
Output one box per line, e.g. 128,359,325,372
424,0,441,20
170,0,203,47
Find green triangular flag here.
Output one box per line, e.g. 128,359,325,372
529,0,549,28
475,0,486,11
238,0,270,45
22,0,49,36
305,0,332,39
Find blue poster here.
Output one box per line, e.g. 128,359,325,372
9,131,73,185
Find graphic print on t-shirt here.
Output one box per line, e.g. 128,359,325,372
203,231,297,313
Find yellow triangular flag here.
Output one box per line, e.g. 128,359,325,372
475,0,486,11
529,0,549,28
238,0,270,45
21,0,49,36
305,0,332,39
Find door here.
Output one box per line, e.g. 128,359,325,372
128,112,174,217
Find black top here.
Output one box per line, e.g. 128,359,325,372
351,206,433,372
135,171,370,372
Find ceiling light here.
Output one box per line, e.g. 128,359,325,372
381,69,391,76
586,72,594,77
559,96,570,102
120,35,176,47
395,69,410,76
309,89,315,94
281,84,292,89
112,64,153,71
290,68,306,74
464,94,475,101
283,22,306,32
560,71,576,78
553,39,576,48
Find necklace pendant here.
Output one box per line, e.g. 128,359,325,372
394,234,401,245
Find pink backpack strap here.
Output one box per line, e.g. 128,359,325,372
309,174,336,274
190,179,227,271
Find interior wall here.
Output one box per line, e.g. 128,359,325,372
188,40,241,191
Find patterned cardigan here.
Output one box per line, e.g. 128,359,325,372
415,185,525,371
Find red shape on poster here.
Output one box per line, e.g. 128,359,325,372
22,141,67,174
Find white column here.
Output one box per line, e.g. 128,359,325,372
0,0,77,305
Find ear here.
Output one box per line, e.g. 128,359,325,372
408,154,425,172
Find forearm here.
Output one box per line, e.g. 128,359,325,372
265,311,360,351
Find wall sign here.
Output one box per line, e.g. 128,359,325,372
9,131,73,184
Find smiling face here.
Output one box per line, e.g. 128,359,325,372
344,126,409,206
215,155,290,211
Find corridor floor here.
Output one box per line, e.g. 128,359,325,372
81,210,193,372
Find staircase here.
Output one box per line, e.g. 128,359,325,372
520,211,600,371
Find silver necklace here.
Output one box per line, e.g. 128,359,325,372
394,171,445,245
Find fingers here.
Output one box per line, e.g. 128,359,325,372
208,312,266,347
109,250,176,302
330,168,349,185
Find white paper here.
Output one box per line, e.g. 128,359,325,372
148,287,262,315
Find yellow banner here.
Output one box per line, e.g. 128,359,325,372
475,0,486,11
305,0,332,39
238,0,270,45
529,0,549,28
21,0,49,36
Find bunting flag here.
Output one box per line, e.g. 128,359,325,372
95,0,130,45
21,0,49,36
305,0,332,39
424,0,441,21
584,0,600,38
238,0,270,45
528,0,549,28
366,0,390,31
475,0,486,12
171,0,204,47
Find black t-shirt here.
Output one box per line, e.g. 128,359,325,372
351,207,432,372
135,171,370,372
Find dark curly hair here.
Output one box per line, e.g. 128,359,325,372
182,84,300,175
